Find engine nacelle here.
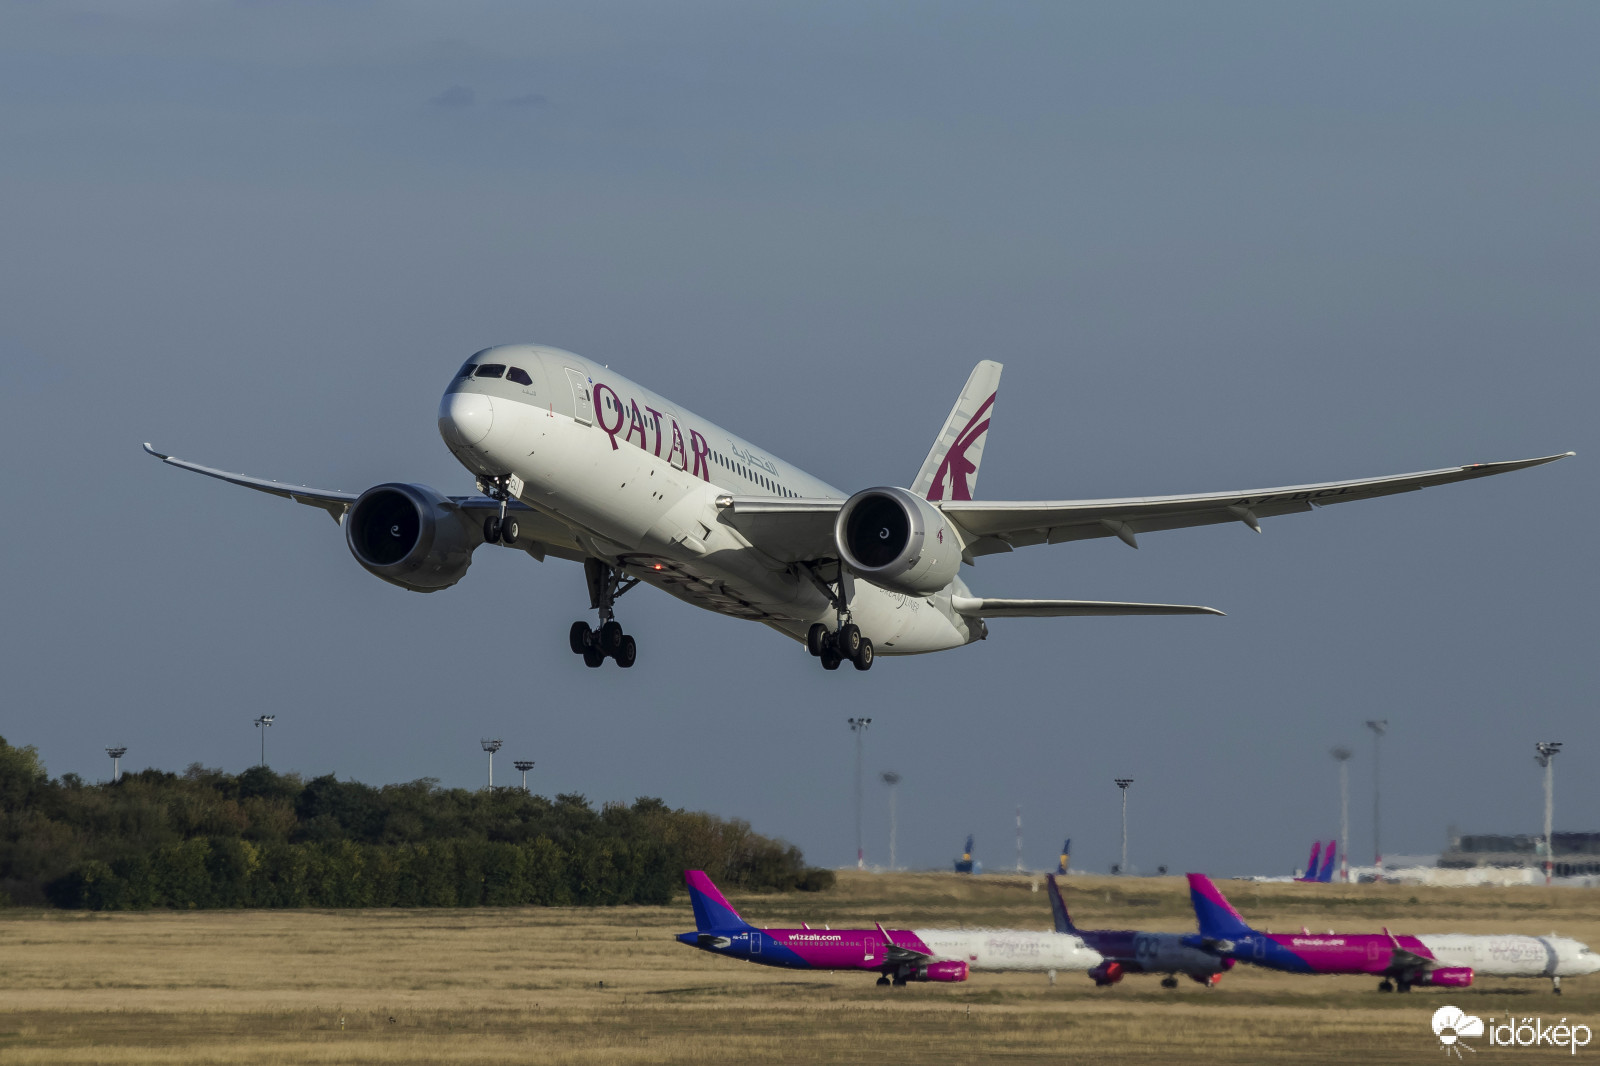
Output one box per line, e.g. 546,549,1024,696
916,960,968,983
834,486,961,596
345,483,478,592
1422,967,1474,988
1088,961,1125,986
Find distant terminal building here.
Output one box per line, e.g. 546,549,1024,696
1439,832,1600,879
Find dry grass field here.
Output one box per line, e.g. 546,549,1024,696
2,871,1597,1064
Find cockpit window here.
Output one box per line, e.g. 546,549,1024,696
475,364,506,379
507,366,533,386
457,364,476,378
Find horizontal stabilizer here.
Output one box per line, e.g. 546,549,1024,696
951,595,1223,618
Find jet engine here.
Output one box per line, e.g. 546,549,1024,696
834,486,961,596
345,483,479,592
916,960,969,983
1421,967,1473,988
1088,961,1125,986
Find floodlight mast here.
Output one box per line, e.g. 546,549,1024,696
253,715,275,768
105,746,128,783
1331,746,1353,882
1535,742,1562,887
513,760,535,793
1365,720,1387,879
1114,778,1133,875
848,718,871,869
880,772,900,871
480,738,503,787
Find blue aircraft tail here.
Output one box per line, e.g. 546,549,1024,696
1046,875,1077,933
1187,874,1256,942
1315,840,1337,882
684,871,752,932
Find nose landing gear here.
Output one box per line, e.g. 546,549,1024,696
478,475,520,545
570,559,640,668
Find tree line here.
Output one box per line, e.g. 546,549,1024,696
0,736,832,909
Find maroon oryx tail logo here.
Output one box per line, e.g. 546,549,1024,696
926,393,995,501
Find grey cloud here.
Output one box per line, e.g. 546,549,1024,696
429,85,475,108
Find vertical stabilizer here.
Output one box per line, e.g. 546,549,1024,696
911,361,1002,501
684,870,750,932
1316,841,1337,883
1187,874,1255,941
1046,875,1077,933
1302,841,1321,880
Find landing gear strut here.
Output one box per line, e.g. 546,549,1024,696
800,565,873,672
570,558,639,668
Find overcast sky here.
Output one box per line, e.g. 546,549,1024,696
2,1,1595,878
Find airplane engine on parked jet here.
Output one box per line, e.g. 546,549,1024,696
345,483,479,592
1421,967,1474,988
916,961,969,982
835,486,961,596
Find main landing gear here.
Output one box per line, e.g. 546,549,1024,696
1160,976,1179,990
807,622,873,671
570,559,639,668
1376,978,1409,993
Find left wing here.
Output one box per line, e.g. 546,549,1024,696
875,922,933,965
941,453,1572,556
713,453,1571,564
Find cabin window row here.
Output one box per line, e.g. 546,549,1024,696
708,450,799,497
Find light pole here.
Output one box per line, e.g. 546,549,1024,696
1365,720,1386,879
514,760,535,793
881,772,900,871
1016,805,1024,872
848,718,871,869
253,715,275,768
106,746,127,783
481,738,503,787
1331,746,1353,882
1114,778,1133,875
1535,742,1562,886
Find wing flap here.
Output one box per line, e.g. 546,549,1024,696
715,495,841,563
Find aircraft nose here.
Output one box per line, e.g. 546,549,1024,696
439,391,494,447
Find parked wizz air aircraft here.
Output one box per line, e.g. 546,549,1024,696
144,345,1571,671
677,870,1101,985
1046,874,1230,989
1186,873,1600,993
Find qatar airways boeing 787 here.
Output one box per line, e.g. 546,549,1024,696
145,344,1570,671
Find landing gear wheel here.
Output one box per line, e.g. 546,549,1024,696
500,517,519,545
806,623,828,657
852,639,874,671
1396,982,1411,993
484,516,502,544
1377,980,1394,993
891,975,906,988
582,646,605,668
615,635,637,668
837,623,862,658
1160,976,1179,990
598,620,625,655
876,976,890,988
569,622,594,655
820,650,842,671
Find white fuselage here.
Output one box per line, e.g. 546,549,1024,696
913,929,1103,973
438,344,984,655
1419,934,1600,979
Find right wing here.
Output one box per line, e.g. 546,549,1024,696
951,596,1221,618
939,453,1573,557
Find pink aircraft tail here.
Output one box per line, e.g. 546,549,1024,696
1315,840,1337,883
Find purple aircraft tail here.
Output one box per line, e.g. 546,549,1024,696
1302,841,1321,879
1187,874,1255,942
1315,840,1337,883
1046,875,1076,934
684,871,751,932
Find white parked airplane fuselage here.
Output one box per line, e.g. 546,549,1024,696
438,344,979,655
